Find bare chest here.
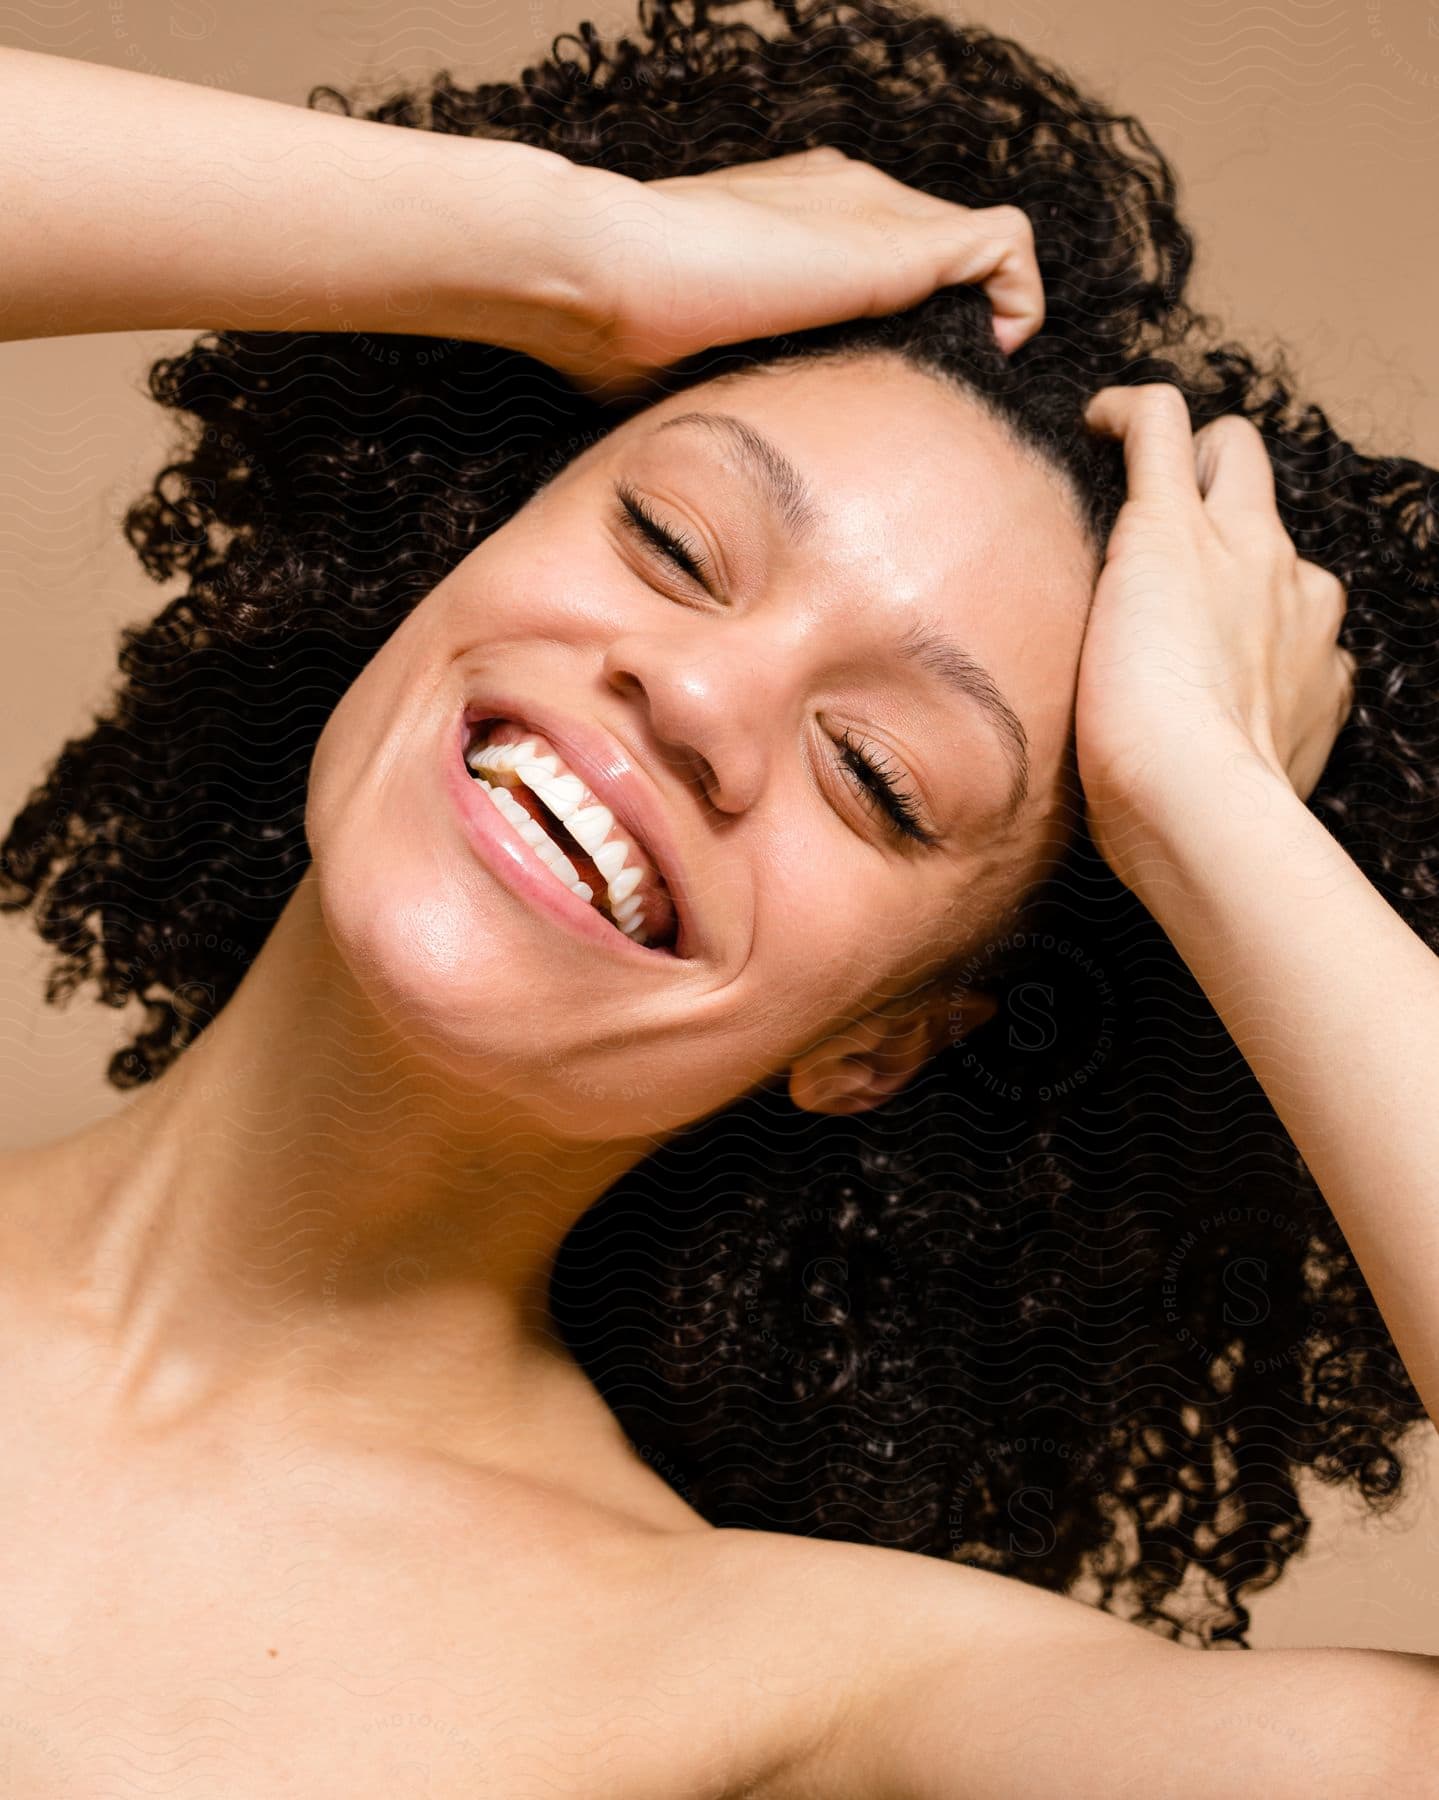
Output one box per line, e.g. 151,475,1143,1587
0,1417,749,1800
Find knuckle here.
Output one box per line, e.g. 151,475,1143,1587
1299,557,1347,604
1196,413,1261,450
991,203,1035,241
847,154,887,183
1136,382,1191,422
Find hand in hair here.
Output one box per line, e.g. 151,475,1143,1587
1075,380,1439,1436
538,146,1044,401
1075,380,1357,891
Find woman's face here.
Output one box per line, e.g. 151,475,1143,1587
306,352,1098,1140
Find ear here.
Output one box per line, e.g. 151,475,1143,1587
787,986,999,1116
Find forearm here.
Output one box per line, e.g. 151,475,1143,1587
1124,736,1439,1429
0,46,590,347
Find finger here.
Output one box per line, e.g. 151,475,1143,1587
934,204,1044,353
1193,413,1279,520
1084,383,1200,510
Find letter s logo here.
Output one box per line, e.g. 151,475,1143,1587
803,1256,850,1327
1007,1486,1056,1559
1222,1256,1271,1328
1006,982,1056,1054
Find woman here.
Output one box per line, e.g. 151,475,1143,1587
0,0,1435,1793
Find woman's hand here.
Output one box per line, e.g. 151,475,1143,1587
0,50,1041,385
1074,382,1357,891
1074,382,1439,1438
532,147,1044,403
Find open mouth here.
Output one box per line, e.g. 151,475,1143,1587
462,716,680,953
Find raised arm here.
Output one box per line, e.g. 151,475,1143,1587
876,1558,1439,1800
707,1528,1439,1800
0,47,1044,400
1078,384,1439,1434
0,45,590,351
764,385,1439,1800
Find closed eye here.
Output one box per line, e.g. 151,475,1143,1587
834,727,935,846
614,480,711,586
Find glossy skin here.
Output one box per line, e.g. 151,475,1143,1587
0,321,1428,1800
0,363,1424,1800
2,47,1433,1791
306,350,1097,1147
0,350,1101,1798
0,343,1095,1497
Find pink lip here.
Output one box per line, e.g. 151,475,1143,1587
446,702,693,961
458,693,699,957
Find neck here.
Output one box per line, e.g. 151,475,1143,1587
2,867,661,1477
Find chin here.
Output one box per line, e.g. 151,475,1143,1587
298,829,638,1138
303,812,508,1064
300,709,733,1140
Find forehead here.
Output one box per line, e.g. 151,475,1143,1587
596,355,1095,630
589,354,1097,804
540,354,1095,846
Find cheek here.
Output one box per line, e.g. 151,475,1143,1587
304,610,436,856
751,819,909,1014
761,814,1001,1016
775,806,909,939
445,501,622,637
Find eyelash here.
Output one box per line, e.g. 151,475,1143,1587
833,727,933,845
613,480,936,848
615,480,710,581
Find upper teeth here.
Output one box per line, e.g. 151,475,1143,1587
464,733,652,943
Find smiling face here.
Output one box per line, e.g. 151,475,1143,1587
304,351,1099,1141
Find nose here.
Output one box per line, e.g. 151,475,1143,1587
601,624,776,816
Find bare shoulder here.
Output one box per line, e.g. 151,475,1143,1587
675,1528,1439,1800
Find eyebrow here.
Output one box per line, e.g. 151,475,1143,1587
896,617,1031,819
649,409,1032,820
655,410,822,543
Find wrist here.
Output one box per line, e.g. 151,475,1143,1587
1115,743,1345,930
408,135,615,360
1090,723,1302,900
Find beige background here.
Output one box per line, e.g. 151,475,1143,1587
1,0,1435,1649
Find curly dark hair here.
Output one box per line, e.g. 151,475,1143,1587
3,0,1434,1649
